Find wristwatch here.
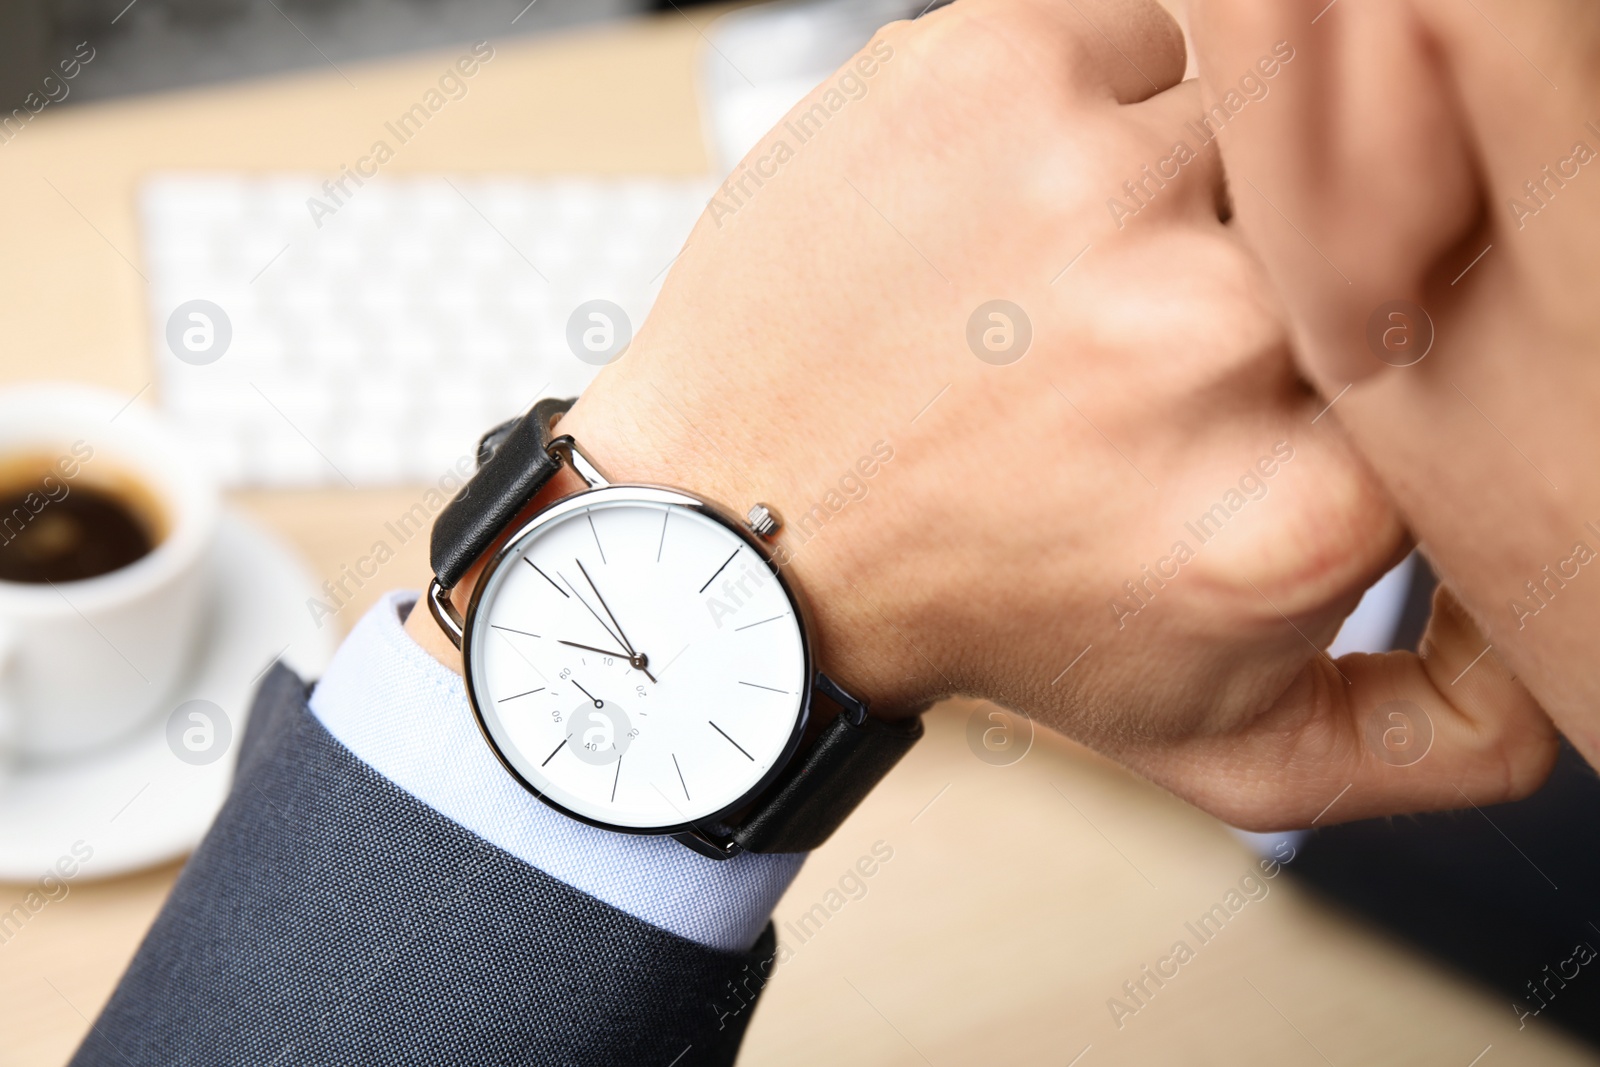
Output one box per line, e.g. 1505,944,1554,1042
425,397,923,860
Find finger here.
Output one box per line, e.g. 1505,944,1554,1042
1188,0,1480,388
1141,582,1558,829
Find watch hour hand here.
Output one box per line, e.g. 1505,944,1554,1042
576,558,639,658
559,639,631,659
558,640,659,685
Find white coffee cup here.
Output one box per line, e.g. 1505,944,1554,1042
0,383,218,766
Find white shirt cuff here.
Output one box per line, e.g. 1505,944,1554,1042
307,590,804,951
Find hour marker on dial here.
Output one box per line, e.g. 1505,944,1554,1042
525,558,568,598
698,548,740,594
709,721,754,761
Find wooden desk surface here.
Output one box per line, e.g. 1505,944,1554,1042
0,11,1594,1067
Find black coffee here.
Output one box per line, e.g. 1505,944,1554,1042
0,474,157,584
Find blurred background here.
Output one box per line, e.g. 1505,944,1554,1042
1,0,640,103
0,1,1596,1064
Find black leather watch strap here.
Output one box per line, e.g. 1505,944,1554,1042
730,675,923,854
430,397,576,589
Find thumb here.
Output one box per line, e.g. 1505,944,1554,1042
1148,582,1558,829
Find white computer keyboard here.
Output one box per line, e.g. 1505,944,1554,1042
142,173,710,486
140,0,934,488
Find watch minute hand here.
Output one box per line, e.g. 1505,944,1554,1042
558,570,629,652
561,562,658,684
576,558,639,658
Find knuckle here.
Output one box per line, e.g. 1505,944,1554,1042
869,16,915,54
896,1,1092,94
897,0,1188,103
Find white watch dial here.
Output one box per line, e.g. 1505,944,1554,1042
465,490,808,830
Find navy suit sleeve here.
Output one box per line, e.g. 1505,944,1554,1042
70,665,776,1067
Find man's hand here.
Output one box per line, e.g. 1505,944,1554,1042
1190,0,1600,769
538,0,1552,828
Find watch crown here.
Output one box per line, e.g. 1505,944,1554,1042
745,503,782,539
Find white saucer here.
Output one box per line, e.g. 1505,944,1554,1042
0,509,334,882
